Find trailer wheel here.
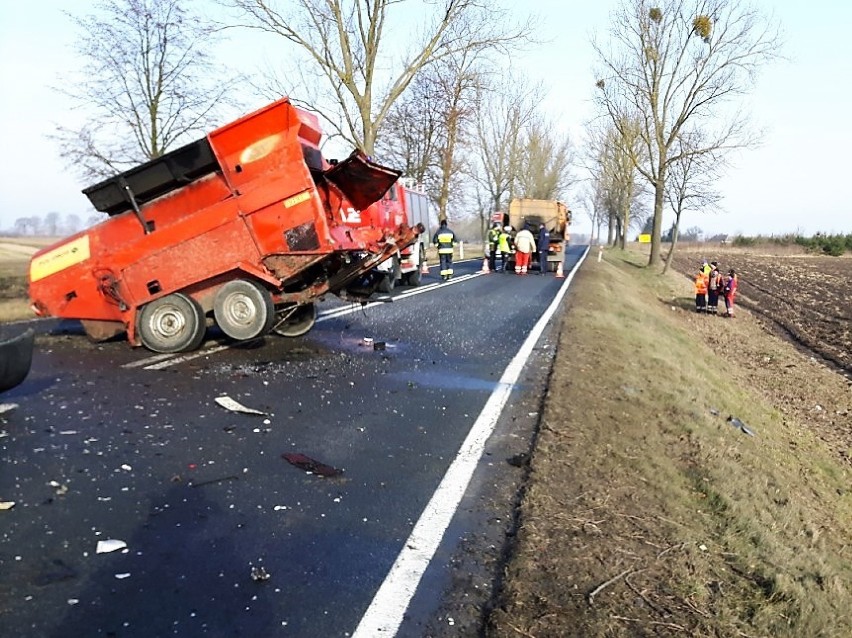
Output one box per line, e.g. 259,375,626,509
214,279,275,341
272,303,317,338
138,293,206,353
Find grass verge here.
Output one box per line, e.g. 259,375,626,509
487,248,852,637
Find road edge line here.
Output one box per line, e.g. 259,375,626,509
352,245,591,636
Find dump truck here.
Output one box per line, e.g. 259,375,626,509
505,198,571,272
368,181,433,292
28,97,422,353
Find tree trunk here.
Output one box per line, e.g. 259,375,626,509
661,211,682,275
648,161,667,266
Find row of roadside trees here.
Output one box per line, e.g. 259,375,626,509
27,0,783,270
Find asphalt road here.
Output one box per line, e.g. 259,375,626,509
0,245,587,638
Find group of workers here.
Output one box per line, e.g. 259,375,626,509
431,220,553,280
485,221,551,274
694,260,738,317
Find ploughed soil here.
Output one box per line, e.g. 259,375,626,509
485,247,852,638
669,249,852,377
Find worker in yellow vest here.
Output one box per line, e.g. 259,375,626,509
432,219,456,280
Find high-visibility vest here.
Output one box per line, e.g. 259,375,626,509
694,273,708,294
433,228,455,254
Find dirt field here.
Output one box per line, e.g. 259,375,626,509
669,249,852,377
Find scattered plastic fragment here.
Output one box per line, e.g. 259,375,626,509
59,430,78,435
507,453,529,468
281,453,343,477
48,480,69,496
709,407,720,416
215,396,267,416
251,566,271,582
0,403,18,415
115,573,131,579
96,539,127,554
0,501,15,510
373,341,386,351
68,599,80,605
362,337,374,347
727,416,756,437
120,464,132,471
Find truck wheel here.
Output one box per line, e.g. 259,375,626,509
272,303,317,337
406,267,421,286
214,279,275,341
377,273,395,293
377,256,400,293
406,246,425,286
138,293,206,353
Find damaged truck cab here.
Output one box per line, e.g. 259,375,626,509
28,98,422,353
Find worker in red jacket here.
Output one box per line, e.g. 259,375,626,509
694,267,708,313
723,269,738,317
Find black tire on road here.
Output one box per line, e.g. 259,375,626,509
272,303,317,337
138,293,206,353
406,267,421,286
377,256,400,293
213,279,275,341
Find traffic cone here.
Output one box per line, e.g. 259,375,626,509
555,260,565,278
480,257,490,273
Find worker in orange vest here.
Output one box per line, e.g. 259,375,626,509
694,267,709,313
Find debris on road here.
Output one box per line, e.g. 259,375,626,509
507,453,530,468
282,453,343,477
0,403,18,415
48,480,69,496
190,475,239,488
250,566,271,582
0,501,16,510
215,396,268,416
96,539,127,554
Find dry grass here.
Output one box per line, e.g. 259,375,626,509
488,248,852,637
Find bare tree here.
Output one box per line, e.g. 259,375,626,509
593,0,781,266
54,0,235,180
471,77,542,215
226,0,532,155
44,212,61,236
588,118,645,249
661,132,724,273
515,116,575,200
376,51,482,227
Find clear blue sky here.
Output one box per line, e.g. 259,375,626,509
0,1,849,237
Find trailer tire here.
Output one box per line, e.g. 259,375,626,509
138,293,206,353
214,279,275,342
272,303,317,338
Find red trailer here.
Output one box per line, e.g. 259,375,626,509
28,98,421,353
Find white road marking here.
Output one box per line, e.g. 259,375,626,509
352,246,591,637
141,344,231,370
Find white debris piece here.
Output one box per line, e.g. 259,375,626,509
115,573,131,579
96,539,127,554
215,396,267,416
0,501,16,510
0,403,18,415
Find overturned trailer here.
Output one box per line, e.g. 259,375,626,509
28,98,421,353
